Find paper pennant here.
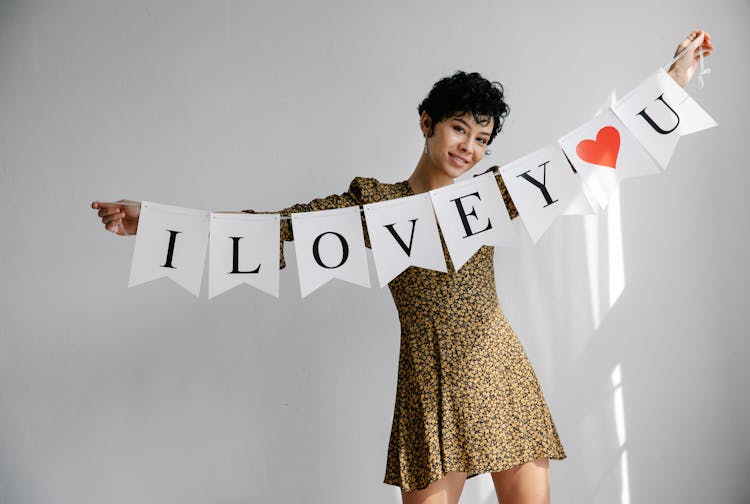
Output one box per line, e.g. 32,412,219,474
128,201,210,297
612,68,717,169
500,144,595,243
291,206,370,298
430,172,517,270
208,212,280,299
559,109,661,209
364,193,447,287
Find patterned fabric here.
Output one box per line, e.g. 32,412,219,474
242,166,567,492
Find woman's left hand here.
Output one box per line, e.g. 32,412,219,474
667,29,714,88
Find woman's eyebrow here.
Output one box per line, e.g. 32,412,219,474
455,117,491,136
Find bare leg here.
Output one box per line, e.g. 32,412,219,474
491,457,550,504
401,471,467,504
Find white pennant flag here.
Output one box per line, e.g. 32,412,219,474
559,109,661,209
363,193,447,287
430,172,517,271
208,213,280,299
500,144,595,243
291,206,370,298
612,68,717,169
128,201,210,297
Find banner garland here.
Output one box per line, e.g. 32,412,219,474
125,64,716,299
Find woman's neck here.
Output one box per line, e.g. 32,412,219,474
407,152,454,195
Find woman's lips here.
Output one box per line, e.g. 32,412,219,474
449,153,469,166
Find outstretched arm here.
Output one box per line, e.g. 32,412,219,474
91,178,376,270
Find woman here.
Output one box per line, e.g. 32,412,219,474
91,30,713,504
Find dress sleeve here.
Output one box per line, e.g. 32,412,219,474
242,176,378,269
474,165,519,220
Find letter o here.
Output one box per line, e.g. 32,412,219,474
312,231,349,269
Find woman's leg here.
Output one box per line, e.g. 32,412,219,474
491,457,550,504
401,471,467,504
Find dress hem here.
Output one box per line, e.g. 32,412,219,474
383,449,567,493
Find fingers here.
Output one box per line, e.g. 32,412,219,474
675,29,714,60
97,206,123,219
105,220,123,234
686,30,704,52
92,200,118,209
92,200,123,233
675,33,697,57
92,200,119,211
690,29,715,52
102,211,125,225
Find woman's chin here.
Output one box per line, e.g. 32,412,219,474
445,163,474,179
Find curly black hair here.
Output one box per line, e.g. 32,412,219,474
417,71,510,146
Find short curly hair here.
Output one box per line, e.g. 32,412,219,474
417,71,510,145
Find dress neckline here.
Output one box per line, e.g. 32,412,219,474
401,179,415,197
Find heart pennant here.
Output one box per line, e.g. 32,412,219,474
575,126,620,169
559,108,661,210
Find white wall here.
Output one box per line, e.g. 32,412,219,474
1,1,748,503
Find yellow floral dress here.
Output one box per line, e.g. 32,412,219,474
243,166,567,492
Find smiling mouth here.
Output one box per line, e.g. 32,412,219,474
450,153,469,165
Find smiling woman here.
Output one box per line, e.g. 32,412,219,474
411,109,493,185
408,71,509,193
229,71,570,501
89,29,714,504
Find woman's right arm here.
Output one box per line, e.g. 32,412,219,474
91,177,376,270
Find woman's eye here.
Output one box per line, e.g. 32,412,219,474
453,126,465,133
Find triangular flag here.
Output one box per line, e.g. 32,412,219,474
128,201,209,297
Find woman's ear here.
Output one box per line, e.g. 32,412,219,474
420,111,433,138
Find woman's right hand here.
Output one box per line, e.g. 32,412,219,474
90,199,141,235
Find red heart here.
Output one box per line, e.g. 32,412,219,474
575,126,620,169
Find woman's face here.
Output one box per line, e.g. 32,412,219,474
421,110,493,179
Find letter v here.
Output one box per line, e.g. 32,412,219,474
383,219,418,257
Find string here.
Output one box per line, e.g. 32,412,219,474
266,39,713,221
108,40,712,227
249,174,502,221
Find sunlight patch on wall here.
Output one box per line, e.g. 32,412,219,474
611,362,630,504
608,186,626,307
582,88,627,329
583,214,601,330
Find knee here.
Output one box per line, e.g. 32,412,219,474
534,456,550,468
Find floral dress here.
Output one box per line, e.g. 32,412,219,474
243,166,567,492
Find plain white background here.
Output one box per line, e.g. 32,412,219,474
1,1,748,503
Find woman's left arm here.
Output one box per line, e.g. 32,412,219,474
667,29,714,88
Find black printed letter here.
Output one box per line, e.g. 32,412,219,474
517,161,559,208
228,236,261,274
161,230,181,269
637,93,680,135
383,219,418,256
450,192,492,239
312,231,349,269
